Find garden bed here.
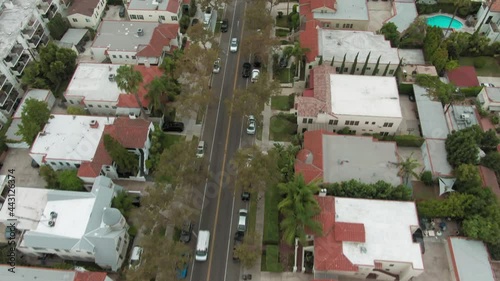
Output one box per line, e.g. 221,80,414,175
269,114,297,142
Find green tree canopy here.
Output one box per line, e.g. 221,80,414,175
103,134,139,175
417,192,475,218
397,153,420,186
445,129,479,167
234,231,261,268
278,174,322,245
481,152,500,174
66,106,87,115
112,190,134,219
47,13,70,40
321,180,412,201
40,166,84,191
379,22,400,47
454,164,482,193
16,99,52,145
115,65,145,117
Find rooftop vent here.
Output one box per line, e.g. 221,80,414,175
319,188,327,197
48,221,55,227
460,114,470,120
50,211,58,219
360,246,367,254
108,74,115,82
137,28,144,36
90,120,99,128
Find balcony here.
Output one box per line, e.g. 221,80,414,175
490,22,499,33
37,0,53,14
0,75,6,89
11,54,31,76
3,44,24,68
0,83,14,106
22,21,42,40
39,1,58,22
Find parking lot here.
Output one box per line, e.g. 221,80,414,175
0,148,46,188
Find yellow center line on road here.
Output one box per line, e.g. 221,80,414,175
205,4,247,281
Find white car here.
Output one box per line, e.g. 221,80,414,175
237,209,248,232
129,246,143,269
213,58,221,74
251,69,260,83
246,115,256,135
481,82,496,87
230,38,238,53
203,7,212,29
196,141,205,158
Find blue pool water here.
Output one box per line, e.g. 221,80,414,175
427,15,464,29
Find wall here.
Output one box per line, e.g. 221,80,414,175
90,47,108,63
331,61,398,76
317,19,369,31
108,50,139,64
116,107,141,116
44,159,82,171
68,0,106,29
475,7,500,34
127,10,179,23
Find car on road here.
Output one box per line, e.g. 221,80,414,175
196,141,205,158
195,230,210,261
230,38,238,53
162,122,184,132
242,62,251,78
246,115,256,135
129,246,143,269
213,58,221,74
221,19,229,32
180,221,193,243
237,209,248,232
251,69,260,83
241,191,250,201
203,7,212,29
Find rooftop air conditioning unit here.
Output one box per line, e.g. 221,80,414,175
460,114,469,120
137,28,144,36
108,74,115,82
90,120,98,127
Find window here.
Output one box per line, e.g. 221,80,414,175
59,162,63,165
354,121,359,126
365,121,368,124
371,122,375,125
119,55,122,58
75,164,81,168
303,118,308,124
85,18,90,22
390,264,394,267
335,23,339,28
88,104,93,107
345,120,349,125
66,162,70,166
380,132,389,136
335,67,340,72
112,55,116,58
131,56,136,59
138,15,144,20
130,15,137,19
323,23,330,28
329,120,334,125
105,105,109,108
329,120,338,125
383,122,388,127
308,118,313,124
384,122,394,127
69,100,74,104
366,67,371,70
112,106,117,109
171,16,178,21
356,68,359,71
72,18,78,22
342,23,353,28
389,70,394,75
126,55,129,59
160,15,165,20
486,16,493,24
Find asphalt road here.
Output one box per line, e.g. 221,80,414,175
189,1,256,281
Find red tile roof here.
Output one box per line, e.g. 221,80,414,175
314,196,359,272
137,24,179,58
68,0,100,17
167,0,181,13
116,65,163,108
300,20,319,63
78,118,151,178
334,222,366,243
492,0,500,12
479,165,500,200
296,65,336,117
74,271,108,281
295,130,328,182
446,66,480,87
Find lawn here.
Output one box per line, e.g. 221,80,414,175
277,68,294,83
248,192,257,233
161,134,184,149
459,56,500,77
263,187,280,245
269,114,298,142
275,16,289,29
271,95,294,111
275,28,289,38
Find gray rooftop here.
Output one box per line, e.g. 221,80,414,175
319,29,400,65
413,85,450,139
0,0,38,59
421,139,453,176
0,265,77,281
387,0,418,32
447,105,479,131
13,89,52,119
93,21,158,52
486,87,500,102
322,134,402,186
312,0,368,21
129,0,168,11
398,49,425,65
449,237,495,281
60,28,88,45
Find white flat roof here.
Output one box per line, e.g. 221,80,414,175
323,135,401,186
330,75,402,118
312,0,368,21
65,63,122,102
129,0,168,10
30,115,115,162
35,197,94,239
335,197,423,269
319,29,400,65
0,0,37,59
0,187,47,230
449,237,495,281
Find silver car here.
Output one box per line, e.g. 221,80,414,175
230,38,238,53
246,115,256,135
213,58,221,74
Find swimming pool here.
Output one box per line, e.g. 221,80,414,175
426,15,464,29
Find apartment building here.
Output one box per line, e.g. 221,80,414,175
67,0,107,29
126,0,186,24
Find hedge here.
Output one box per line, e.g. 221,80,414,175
398,83,414,95
416,2,481,17
395,135,425,147
263,186,280,245
461,86,483,97
265,245,283,272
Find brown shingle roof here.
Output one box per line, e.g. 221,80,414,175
296,65,336,117
68,0,101,17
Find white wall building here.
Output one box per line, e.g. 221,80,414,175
67,0,107,29
91,20,180,65
0,0,57,124
5,89,55,148
0,176,130,272
126,0,185,24
309,196,424,281
64,63,163,116
294,65,402,135
475,0,500,44
477,86,500,112
0,265,113,281
29,115,154,184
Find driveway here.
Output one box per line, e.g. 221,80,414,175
0,148,46,188
103,5,126,21
398,94,420,137
414,239,452,281
367,1,392,32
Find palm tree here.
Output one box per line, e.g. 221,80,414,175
145,77,169,116
397,153,420,186
439,0,472,48
277,174,322,245
115,65,145,118
289,42,309,70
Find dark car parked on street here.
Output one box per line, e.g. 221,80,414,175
242,62,252,78
162,122,184,132
180,221,193,243
221,19,228,32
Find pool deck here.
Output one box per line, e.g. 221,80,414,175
420,13,475,34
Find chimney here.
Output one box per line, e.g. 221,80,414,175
318,188,327,197
90,120,99,128
137,28,144,36
144,59,150,68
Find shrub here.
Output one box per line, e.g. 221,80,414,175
420,171,434,186
398,83,414,95
189,0,197,17
395,135,425,147
490,115,499,125
461,86,483,97
277,11,283,18
280,40,290,45
473,57,487,68
263,187,280,245
265,245,283,272
287,94,295,109
277,112,297,123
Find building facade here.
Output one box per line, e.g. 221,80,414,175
126,0,186,24
475,0,500,43
477,86,500,112
67,0,107,29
